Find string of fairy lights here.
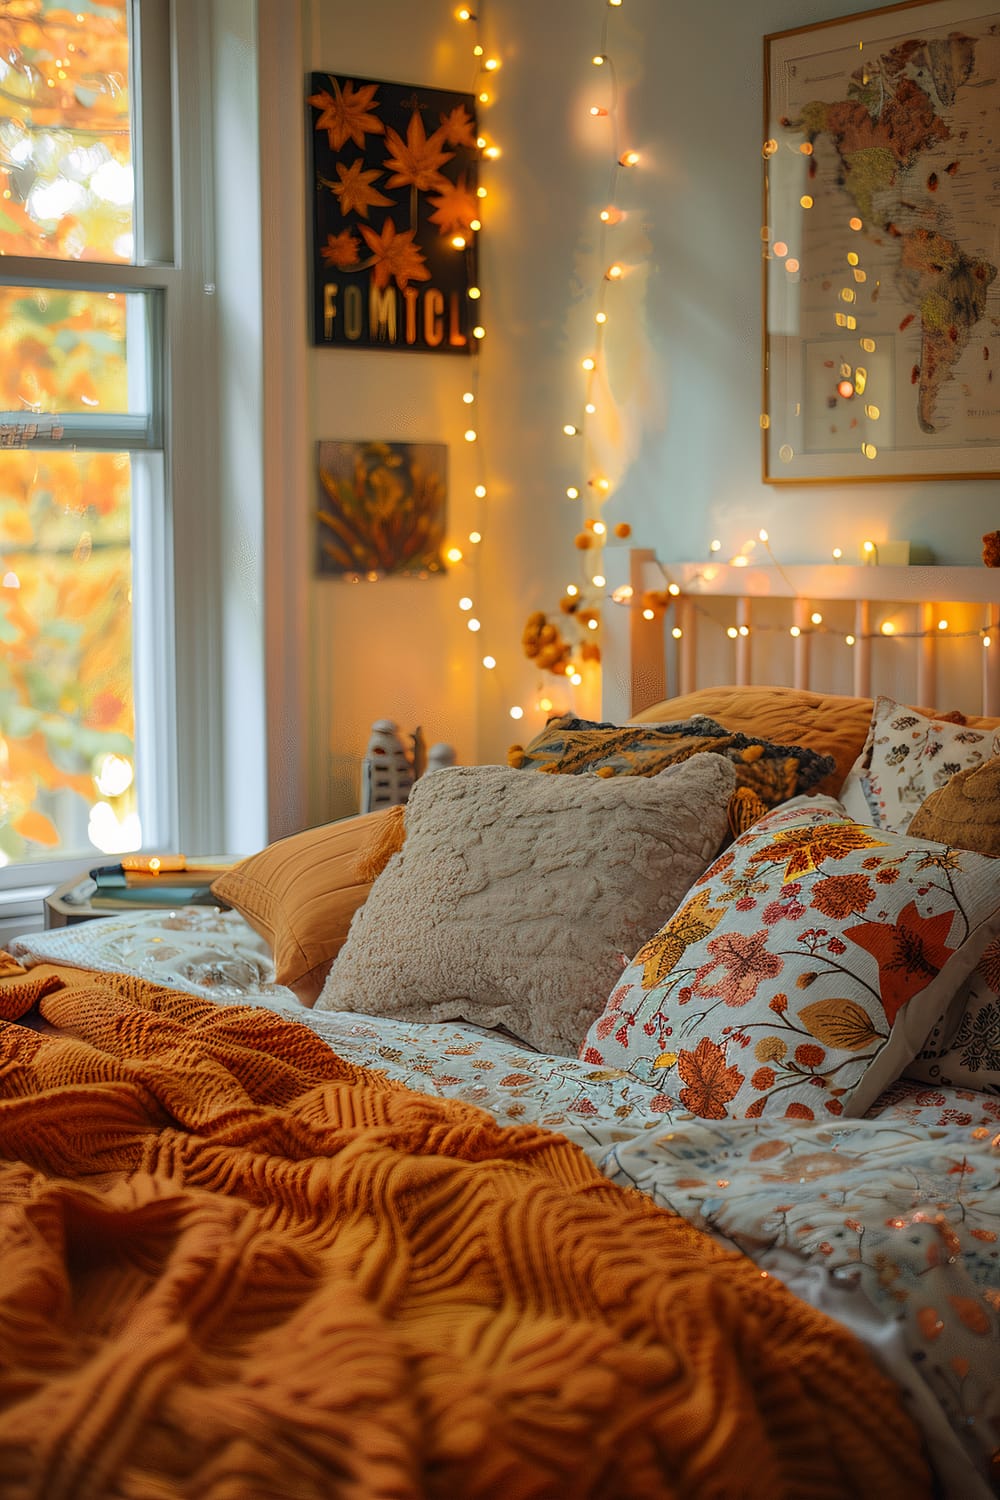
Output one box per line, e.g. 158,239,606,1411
451,0,638,724
449,2,995,713
624,533,999,653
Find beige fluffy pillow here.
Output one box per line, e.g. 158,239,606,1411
316,756,736,1054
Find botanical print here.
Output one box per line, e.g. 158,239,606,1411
580,799,1000,1121
316,439,446,578
308,74,478,351
908,935,1000,1093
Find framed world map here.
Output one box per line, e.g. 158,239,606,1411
762,0,1000,482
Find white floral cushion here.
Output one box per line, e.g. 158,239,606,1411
906,935,1000,1093
579,797,1000,1122
839,696,1000,835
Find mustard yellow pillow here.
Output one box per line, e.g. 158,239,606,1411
907,757,1000,857
211,806,405,1005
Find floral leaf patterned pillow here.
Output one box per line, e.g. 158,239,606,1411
905,935,1000,1094
508,714,835,809
579,797,1000,1122
839,696,1000,835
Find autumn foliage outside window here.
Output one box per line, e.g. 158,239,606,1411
0,0,138,867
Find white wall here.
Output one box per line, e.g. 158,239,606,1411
258,0,1000,831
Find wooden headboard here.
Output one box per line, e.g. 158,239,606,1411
602,549,1000,722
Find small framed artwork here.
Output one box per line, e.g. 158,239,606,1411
762,1,1000,482
307,73,479,353
316,439,447,578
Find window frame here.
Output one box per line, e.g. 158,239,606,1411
0,0,229,905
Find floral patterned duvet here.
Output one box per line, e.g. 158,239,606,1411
9,908,1000,1497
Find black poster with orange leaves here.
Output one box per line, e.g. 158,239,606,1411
308,74,479,353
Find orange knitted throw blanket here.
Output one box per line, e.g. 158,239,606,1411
0,969,931,1499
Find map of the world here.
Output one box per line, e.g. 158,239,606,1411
764,5,1000,479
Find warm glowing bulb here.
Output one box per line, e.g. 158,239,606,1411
456,6,472,18
592,521,606,536
589,105,608,117
474,484,487,498
832,546,843,559
483,145,501,159
584,618,597,633
671,627,683,639
667,583,680,597
880,621,895,635
595,311,607,324
538,697,553,713
738,625,750,637
478,91,490,104
452,234,467,249
469,530,482,544
449,550,465,566
563,423,579,436
464,428,477,442
476,135,486,147
473,325,485,338
509,705,524,719
473,44,484,56
570,672,583,685
593,54,605,65
642,608,655,621
592,574,606,587
619,149,640,167
566,584,579,597
462,391,475,403
476,186,487,198
608,0,622,8
484,56,500,70
710,539,722,552
605,263,624,280
467,617,481,632
458,595,473,609
789,625,801,638
726,626,739,639
482,655,496,669
846,634,856,646
758,529,768,542
566,486,580,499
468,285,482,298
582,356,596,370
585,402,596,414
470,217,481,231
863,539,876,555
938,618,949,631
810,612,823,625
985,635,993,649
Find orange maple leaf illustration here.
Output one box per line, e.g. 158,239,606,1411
428,173,478,238
320,230,361,269
844,900,956,1025
308,78,384,150
749,822,888,883
359,217,432,290
677,1037,745,1119
440,104,477,147
383,112,455,193
331,159,393,219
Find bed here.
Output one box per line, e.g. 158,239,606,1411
2,561,999,1498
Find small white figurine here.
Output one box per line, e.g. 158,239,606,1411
360,720,415,812
426,742,457,772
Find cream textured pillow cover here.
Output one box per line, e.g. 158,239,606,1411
316,756,736,1055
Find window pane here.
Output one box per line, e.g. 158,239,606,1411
0,0,133,263
0,449,139,866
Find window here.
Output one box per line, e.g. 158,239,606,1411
0,0,176,887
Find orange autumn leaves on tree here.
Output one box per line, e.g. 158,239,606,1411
0,0,132,264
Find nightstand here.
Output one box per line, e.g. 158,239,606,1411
44,876,222,928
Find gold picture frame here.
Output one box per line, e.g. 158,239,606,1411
762,0,1000,482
